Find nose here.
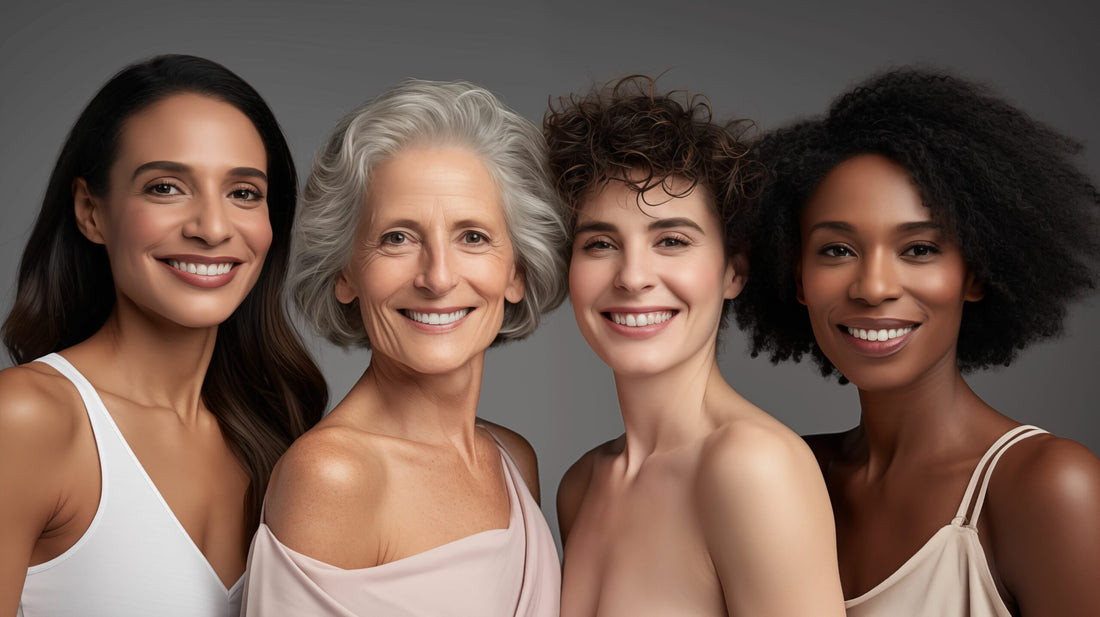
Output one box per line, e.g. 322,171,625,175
182,193,234,246
414,241,458,297
850,248,901,305
614,244,656,293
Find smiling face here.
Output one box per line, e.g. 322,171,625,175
568,177,743,377
334,146,524,375
797,154,983,391
74,93,272,329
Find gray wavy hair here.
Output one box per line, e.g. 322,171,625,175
291,80,569,348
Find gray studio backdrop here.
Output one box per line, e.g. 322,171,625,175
2,0,1098,547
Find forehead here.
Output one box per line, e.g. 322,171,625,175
364,146,505,223
802,154,931,227
577,177,719,227
115,93,267,171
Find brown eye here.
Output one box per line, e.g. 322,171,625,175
382,231,407,245
230,188,262,201
148,183,181,196
903,244,939,258
820,245,855,258
463,231,487,244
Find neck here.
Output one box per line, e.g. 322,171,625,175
613,342,732,469
72,298,219,424
853,351,992,477
349,351,486,459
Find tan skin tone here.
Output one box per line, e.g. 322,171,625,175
264,146,541,570
557,178,845,617
0,93,273,612
799,154,1100,615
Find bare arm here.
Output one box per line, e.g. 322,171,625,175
697,424,846,617
988,435,1100,616
0,368,81,614
480,420,541,505
556,450,597,546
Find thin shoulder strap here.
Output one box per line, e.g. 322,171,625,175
34,353,106,422
954,425,1046,526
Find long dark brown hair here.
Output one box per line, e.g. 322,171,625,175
2,54,327,536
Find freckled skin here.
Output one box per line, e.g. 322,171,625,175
559,179,846,617
264,147,543,573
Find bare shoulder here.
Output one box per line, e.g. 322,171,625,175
988,432,1100,523
0,363,88,459
984,432,1100,613
557,435,622,544
695,415,845,614
263,424,387,557
478,419,540,502
696,415,823,498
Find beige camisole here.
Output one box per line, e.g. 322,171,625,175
845,424,1046,617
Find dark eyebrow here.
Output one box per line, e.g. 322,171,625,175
131,161,189,180
574,221,617,235
807,221,854,233
131,161,268,183
898,221,942,233
649,217,704,233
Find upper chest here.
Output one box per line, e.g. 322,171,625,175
561,455,723,617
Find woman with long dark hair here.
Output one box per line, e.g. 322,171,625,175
0,54,326,616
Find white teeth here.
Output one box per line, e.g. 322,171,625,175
404,309,471,325
168,260,234,276
609,311,674,327
845,326,913,341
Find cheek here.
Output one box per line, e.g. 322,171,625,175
568,257,605,306
238,209,274,258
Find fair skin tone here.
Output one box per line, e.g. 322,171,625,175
264,146,542,569
799,154,1100,616
0,93,272,611
557,177,845,617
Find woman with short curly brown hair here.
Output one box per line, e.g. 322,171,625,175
545,76,846,617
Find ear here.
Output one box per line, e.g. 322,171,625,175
794,257,806,305
73,178,106,245
964,272,984,303
723,254,749,300
505,264,526,304
334,269,358,305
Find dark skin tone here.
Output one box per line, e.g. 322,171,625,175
797,155,1100,616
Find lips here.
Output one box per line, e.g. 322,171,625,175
400,308,472,326
599,308,679,339
605,310,675,327
159,255,242,288
836,319,919,357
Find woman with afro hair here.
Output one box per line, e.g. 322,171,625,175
737,69,1100,616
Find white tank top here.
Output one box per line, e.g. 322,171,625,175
18,353,243,617
845,424,1046,617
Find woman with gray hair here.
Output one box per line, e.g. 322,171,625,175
241,80,567,616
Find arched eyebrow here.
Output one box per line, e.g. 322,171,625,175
807,221,943,234
649,217,704,233
574,217,705,235
131,161,267,182
807,221,854,234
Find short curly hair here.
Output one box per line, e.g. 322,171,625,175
544,75,765,329
736,68,1100,378
292,80,569,348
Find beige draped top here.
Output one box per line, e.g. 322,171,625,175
241,441,561,617
845,425,1046,617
